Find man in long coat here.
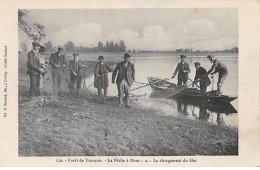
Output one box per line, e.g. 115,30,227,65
49,46,66,95
112,53,135,108
172,55,191,86
26,41,46,97
94,56,113,98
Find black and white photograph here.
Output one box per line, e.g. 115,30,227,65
0,0,259,167
18,8,239,156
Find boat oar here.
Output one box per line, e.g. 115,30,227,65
108,77,172,100
189,79,201,90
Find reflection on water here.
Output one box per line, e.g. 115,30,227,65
84,55,238,128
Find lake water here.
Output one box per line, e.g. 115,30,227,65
84,55,238,128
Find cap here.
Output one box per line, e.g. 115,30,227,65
32,41,41,47
39,46,46,53
194,62,200,66
73,52,79,56
124,53,132,58
207,55,214,58
180,55,186,58
58,46,64,50
98,55,104,60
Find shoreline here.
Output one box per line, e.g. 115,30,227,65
18,52,238,156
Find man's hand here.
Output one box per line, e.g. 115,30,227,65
39,68,45,74
55,64,60,68
73,72,77,76
62,65,66,68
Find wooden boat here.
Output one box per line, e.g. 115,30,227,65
147,77,237,104
147,77,177,91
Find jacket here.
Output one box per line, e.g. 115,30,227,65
49,52,66,71
26,50,41,76
94,62,113,88
173,61,191,80
194,66,211,86
112,61,135,86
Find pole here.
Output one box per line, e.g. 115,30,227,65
211,75,214,91
108,77,172,100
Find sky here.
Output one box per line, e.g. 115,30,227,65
19,8,238,51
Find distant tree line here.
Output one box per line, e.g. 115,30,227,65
137,47,238,53
31,40,127,53
20,39,238,54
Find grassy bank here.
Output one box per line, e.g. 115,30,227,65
18,52,238,156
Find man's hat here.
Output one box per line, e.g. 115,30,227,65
124,53,132,58
32,41,41,47
194,62,200,66
58,46,64,50
98,55,104,60
39,46,46,53
73,52,79,56
180,55,186,58
207,55,214,58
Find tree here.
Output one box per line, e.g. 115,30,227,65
64,41,75,52
97,41,104,52
18,9,46,42
44,41,54,52
109,41,115,52
114,43,119,52
119,40,126,52
20,42,28,51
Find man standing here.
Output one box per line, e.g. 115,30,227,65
69,53,86,94
26,41,46,97
49,46,66,95
193,62,211,95
112,53,135,108
172,55,191,86
206,55,228,96
94,56,113,98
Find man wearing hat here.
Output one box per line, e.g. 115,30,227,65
193,62,211,95
94,56,113,98
69,52,86,94
172,55,191,86
49,46,67,95
112,53,135,108
206,55,228,96
26,41,46,97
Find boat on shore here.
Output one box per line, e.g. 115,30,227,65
147,77,237,104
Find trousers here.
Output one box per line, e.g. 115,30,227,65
217,69,228,94
52,70,62,94
117,79,130,106
29,75,41,97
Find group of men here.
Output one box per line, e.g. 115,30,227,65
27,42,84,97
26,41,135,108
172,54,228,96
27,41,227,109
94,53,135,108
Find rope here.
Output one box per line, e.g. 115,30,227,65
134,80,147,84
